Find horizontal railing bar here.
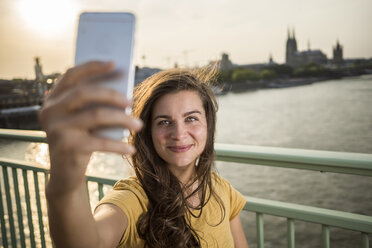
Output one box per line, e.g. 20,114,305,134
86,176,116,186
0,129,46,143
215,143,372,177
243,196,372,233
0,157,117,186
1,129,372,177
0,158,48,173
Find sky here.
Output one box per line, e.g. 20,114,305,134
0,0,371,79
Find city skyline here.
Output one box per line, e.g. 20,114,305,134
0,0,372,79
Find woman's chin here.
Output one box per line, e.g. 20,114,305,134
167,160,195,171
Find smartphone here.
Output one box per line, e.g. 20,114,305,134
74,12,136,140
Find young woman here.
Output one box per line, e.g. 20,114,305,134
40,61,249,248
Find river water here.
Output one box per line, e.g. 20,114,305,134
1,74,372,247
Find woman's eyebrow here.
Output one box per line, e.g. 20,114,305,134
183,110,201,117
153,110,202,121
153,115,171,121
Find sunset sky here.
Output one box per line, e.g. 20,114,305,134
0,0,371,79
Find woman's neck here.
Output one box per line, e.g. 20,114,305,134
166,161,204,208
171,167,203,209
168,163,196,185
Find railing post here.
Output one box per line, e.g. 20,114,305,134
2,166,17,247
86,181,91,207
362,233,369,248
33,171,46,248
287,218,295,248
256,213,264,248
322,225,330,248
12,168,26,247
0,168,9,247
23,169,36,247
44,171,52,246
98,183,104,201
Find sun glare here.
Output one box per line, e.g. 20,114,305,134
17,0,79,37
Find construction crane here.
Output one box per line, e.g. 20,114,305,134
183,49,194,68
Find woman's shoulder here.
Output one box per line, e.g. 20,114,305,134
114,176,143,191
211,172,231,189
112,176,147,201
98,176,148,211
210,172,244,200
210,172,246,220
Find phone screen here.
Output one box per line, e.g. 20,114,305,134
75,12,135,99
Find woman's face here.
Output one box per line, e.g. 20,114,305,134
151,90,207,172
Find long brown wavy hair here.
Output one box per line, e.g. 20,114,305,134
130,67,225,248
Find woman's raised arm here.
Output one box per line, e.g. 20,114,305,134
39,61,142,247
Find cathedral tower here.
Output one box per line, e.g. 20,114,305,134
286,28,297,65
333,40,343,66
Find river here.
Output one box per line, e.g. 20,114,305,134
1,74,372,247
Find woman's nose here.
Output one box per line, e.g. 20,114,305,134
170,122,187,140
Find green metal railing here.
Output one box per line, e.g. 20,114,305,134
1,128,372,247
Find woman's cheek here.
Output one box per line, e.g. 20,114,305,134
151,128,165,149
192,124,207,143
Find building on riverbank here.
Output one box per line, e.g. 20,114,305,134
0,58,60,130
285,28,328,66
333,40,343,66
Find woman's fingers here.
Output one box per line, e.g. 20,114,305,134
65,86,130,113
49,61,115,99
70,107,142,131
49,85,131,116
85,137,136,155
50,129,137,155
46,107,142,136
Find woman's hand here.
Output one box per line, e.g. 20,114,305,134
39,61,143,196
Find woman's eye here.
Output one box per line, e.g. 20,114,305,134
158,120,169,125
186,116,197,122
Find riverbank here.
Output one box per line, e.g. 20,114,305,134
220,77,327,93
218,63,372,94
220,72,372,94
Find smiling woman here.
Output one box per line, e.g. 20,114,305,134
16,0,78,36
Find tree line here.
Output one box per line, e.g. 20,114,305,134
218,61,372,84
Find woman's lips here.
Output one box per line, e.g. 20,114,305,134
168,144,192,153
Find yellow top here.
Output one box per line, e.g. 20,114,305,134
97,173,246,247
